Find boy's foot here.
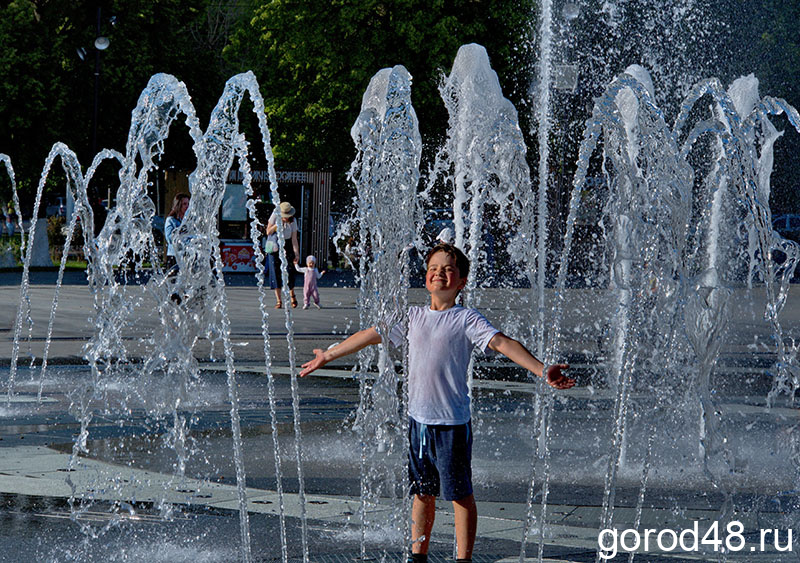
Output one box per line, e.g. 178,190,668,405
313,302,321,309
303,304,309,309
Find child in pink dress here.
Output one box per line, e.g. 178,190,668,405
295,255,326,309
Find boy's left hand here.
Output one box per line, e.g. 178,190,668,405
544,364,574,389
300,348,328,377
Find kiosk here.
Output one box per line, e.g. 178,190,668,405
164,168,332,272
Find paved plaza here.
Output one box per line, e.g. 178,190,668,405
1,269,799,562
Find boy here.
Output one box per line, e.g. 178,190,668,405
300,243,573,561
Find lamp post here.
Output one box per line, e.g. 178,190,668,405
556,2,581,225
75,8,111,227
92,7,110,157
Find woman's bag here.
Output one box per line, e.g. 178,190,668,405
264,233,279,254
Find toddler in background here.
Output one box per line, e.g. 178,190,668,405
295,255,326,309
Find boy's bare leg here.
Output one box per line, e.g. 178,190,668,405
453,494,477,559
411,494,436,554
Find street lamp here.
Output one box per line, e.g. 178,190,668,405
75,8,112,225
91,6,108,157
553,2,581,227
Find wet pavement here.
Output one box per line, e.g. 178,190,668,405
1,271,799,561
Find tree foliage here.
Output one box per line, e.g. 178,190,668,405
225,0,533,205
2,0,799,214
0,0,244,211
727,0,800,212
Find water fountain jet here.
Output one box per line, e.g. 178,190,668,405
1,37,799,563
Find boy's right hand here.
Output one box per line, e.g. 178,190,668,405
300,348,328,377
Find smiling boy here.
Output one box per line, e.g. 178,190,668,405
300,243,573,561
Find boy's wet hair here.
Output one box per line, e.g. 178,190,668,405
425,243,470,279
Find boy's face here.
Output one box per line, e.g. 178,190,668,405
425,250,467,296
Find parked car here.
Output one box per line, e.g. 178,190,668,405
151,215,166,255
151,215,165,236
424,208,454,243
45,197,66,217
423,207,474,245
772,214,800,243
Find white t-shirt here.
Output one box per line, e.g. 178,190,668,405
390,305,499,425
268,211,298,240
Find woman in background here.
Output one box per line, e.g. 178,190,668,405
266,201,300,308
165,193,190,273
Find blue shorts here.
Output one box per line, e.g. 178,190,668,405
408,417,473,501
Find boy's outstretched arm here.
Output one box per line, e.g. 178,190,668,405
299,327,382,377
487,333,575,389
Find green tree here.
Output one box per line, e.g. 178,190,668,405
0,0,246,214
727,0,800,214
225,0,533,206
0,0,76,209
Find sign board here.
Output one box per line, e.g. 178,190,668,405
220,240,257,272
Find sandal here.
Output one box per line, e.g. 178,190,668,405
275,300,282,309
290,293,298,308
